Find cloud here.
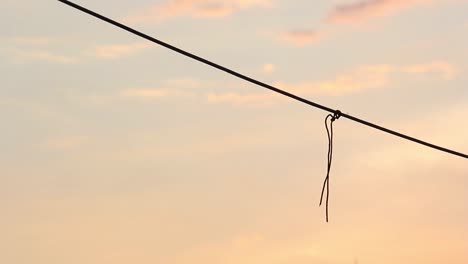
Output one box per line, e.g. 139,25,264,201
326,0,430,24
279,30,322,46
204,61,458,105
401,61,458,80
193,2,236,17
3,37,78,64
109,61,457,107
90,42,151,59
207,92,281,106
124,0,272,24
119,79,201,100
164,78,202,89
9,36,51,45
120,89,170,98
277,64,394,96
278,62,458,96
120,88,193,100
8,49,79,64
3,36,151,63
262,63,275,74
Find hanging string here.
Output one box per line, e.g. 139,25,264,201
319,110,341,222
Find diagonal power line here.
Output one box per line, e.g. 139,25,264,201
57,0,467,159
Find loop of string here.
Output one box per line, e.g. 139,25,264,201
319,110,341,222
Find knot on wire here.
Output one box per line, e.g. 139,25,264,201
331,110,342,121
319,110,341,222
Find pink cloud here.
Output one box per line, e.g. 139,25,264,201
194,3,235,17
91,42,151,59
326,0,430,24
278,62,457,96
205,61,458,106
124,0,272,24
262,63,276,74
120,88,194,100
207,92,281,106
401,61,458,80
114,61,457,107
276,64,394,96
279,30,322,46
119,79,200,100
205,65,385,105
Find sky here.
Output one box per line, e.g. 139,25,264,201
1,0,468,263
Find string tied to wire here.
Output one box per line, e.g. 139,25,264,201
319,110,341,222
56,0,468,225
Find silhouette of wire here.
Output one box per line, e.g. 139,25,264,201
320,110,341,222
57,0,468,160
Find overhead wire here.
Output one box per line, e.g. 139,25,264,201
57,0,468,160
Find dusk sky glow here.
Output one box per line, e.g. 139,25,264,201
1,0,468,263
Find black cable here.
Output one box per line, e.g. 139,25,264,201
57,0,468,160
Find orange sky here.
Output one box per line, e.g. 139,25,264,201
1,0,467,263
